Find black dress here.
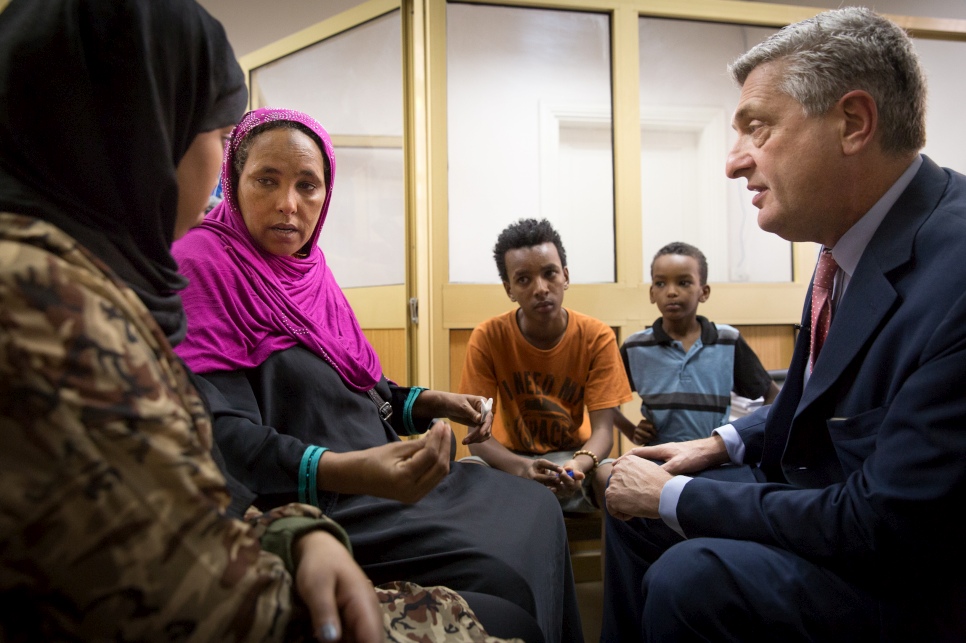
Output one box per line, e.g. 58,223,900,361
197,346,583,643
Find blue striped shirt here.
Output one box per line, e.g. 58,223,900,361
621,316,772,444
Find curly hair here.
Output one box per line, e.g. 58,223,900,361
651,241,708,285
492,218,567,282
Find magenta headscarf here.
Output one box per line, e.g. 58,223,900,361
172,107,382,391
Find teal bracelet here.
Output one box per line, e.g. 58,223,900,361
403,386,428,435
307,446,326,507
298,446,328,506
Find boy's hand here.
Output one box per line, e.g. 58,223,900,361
632,418,656,445
520,458,584,494
556,458,585,495
615,410,654,444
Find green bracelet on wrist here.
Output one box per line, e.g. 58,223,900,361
403,386,428,435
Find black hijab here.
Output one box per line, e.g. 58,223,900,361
0,0,248,343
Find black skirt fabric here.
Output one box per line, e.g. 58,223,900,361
200,346,583,643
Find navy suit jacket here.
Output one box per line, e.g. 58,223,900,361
680,156,966,638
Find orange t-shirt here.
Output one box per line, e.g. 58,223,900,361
459,308,632,454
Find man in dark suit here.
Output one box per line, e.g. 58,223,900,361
601,7,966,642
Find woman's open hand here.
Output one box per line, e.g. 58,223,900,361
318,423,452,503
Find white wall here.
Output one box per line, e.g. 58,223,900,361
638,19,789,284
200,0,966,287
198,0,966,59
249,11,406,288
251,12,402,136
198,0,364,58
446,5,615,284
915,39,966,172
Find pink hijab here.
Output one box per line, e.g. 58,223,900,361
173,108,381,391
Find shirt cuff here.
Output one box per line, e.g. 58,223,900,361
713,423,744,464
659,475,692,538
260,515,351,576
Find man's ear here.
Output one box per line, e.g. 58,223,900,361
563,266,570,290
699,284,711,303
838,90,877,156
503,281,514,301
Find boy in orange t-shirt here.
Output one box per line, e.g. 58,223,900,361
459,218,632,511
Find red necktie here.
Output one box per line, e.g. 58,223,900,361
809,249,839,369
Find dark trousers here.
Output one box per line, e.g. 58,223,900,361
600,465,879,643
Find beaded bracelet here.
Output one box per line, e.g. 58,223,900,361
572,449,599,472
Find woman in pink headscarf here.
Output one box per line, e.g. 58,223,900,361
173,108,584,643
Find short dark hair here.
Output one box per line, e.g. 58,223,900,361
231,120,331,196
493,218,567,282
651,241,708,285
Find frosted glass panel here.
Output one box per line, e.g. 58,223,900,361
250,12,404,286
914,38,966,174
639,18,789,284
250,12,402,135
448,4,614,284
320,147,404,288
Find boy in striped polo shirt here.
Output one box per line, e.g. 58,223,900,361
616,242,779,445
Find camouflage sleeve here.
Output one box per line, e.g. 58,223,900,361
0,217,304,642
245,505,351,575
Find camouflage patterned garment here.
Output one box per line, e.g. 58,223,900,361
0,214,517,643
377,582,522,643
0,212,322,641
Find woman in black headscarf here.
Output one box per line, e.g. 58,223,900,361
0,1,389,640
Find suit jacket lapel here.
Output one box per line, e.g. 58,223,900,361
799,268,896,408
757,158,949,483
797,157,946,411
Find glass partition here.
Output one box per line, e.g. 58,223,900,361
915,37,966,174
250,11,404,288
447,4,614,284
638,18,787,284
